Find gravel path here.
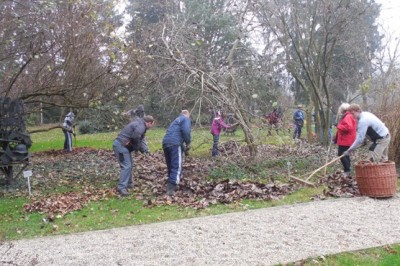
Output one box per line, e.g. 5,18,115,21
1,195,400,266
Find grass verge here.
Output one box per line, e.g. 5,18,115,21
289,245,400,265
0,186,324,241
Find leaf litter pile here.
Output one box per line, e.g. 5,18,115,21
21,141,361,216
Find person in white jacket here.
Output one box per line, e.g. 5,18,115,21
344,104,390,162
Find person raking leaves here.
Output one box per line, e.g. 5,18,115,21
162,110,192,196
112,115,155,197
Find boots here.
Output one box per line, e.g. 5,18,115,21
167,182,177,196
117,188,130,197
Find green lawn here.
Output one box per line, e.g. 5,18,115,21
28,124,291,157
29,126,239,154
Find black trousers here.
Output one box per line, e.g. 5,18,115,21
338,145,351,172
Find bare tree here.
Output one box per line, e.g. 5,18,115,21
254,0,380,144
0,0,124,116
119,0,289,156
152,0,280,156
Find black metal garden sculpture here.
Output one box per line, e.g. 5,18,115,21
0,97,32,186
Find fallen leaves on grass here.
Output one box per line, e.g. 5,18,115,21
23,187,116,217
21,146,297,215
20,140,363,216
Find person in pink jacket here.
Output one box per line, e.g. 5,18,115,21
334,103,357,176
211,111,231,157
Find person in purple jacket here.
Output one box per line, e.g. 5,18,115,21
210,111,231,157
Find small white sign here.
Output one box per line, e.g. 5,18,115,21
23,170,33,178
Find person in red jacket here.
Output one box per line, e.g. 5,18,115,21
334,103,357,176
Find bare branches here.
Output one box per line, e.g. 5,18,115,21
0,0,123,111
254,0,381,144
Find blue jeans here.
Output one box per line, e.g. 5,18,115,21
163,145,183,185
63,130,73,151
212,134,220,156
293,124,302,139
112,139,133,191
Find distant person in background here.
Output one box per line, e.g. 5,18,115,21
162,110,192,196
293,105,304,140
210,111,231,157
333,103,356,176
344,104,390,162
266,108,281,127
62,112,75,152
124,104,145,121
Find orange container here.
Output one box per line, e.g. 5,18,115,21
355,161,398,198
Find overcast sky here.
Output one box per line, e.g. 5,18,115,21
376,0,400,42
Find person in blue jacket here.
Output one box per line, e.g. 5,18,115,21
293,104,305,139
162,110,192,196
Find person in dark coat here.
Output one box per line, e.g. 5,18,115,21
124,104,148,152
113,115,155,196
125,104,145,121
162,110,191,196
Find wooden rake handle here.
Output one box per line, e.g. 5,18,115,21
305,154,345,181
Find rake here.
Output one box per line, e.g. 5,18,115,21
288,154,345,187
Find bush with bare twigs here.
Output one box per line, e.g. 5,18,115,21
377,100,400,165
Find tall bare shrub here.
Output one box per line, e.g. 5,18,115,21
386,110,400,165
377,98,400,164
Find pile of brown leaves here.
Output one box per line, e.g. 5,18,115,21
319,171,360,198
129,150,296,209
23,187,116,216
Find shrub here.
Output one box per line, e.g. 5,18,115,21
78,120,95,134
382,108,400,165
376,95,400,164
